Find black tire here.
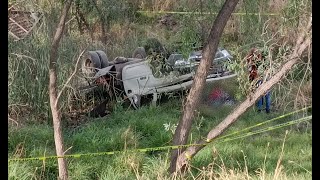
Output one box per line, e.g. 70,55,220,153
82,51,101,77
95,50,109,68
132,47,147,59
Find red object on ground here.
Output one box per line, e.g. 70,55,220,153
209,88,224,101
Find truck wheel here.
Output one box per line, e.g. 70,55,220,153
95,50,109,68
132,47,147,59
82,51,101,77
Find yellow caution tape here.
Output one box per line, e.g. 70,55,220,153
212,106,311,142
216,116,311,143
8,114,311,162
137,10,280,16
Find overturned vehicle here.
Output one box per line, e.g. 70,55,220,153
75,46,236,117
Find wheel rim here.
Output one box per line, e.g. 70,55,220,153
82,51,102,78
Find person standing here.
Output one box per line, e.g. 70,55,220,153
245,48,271,113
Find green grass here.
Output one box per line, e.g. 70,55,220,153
8,95,312,179
8,0,307,122
8,1,311,179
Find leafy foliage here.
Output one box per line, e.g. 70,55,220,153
8,0,311,178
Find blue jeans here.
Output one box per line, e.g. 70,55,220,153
257,91,271,112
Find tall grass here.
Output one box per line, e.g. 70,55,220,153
9,0,311,123
8,28,93,123
8,99,312,179
8,0,311,178
8,2,144,123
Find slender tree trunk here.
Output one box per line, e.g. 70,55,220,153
75,3,94,40
173,15,312,172
91,0,107,44
75,3,84,35
49,0,73,179
199,0,205,45
170,0,240,173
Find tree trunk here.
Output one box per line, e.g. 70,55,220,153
49,0,73,179
75,2,84,35
199,0,205,44
170,0,240,173
173,15,312,172
91,0,107,44
75,2,94,40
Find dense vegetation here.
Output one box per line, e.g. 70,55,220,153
8,0,311,179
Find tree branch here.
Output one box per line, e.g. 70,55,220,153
170,0,240,173
174,15,312,172
55,47,87,108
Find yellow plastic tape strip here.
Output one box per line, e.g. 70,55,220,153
8,115,310,162
213,106,311,142
216,116,311,143
137,10,280,16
